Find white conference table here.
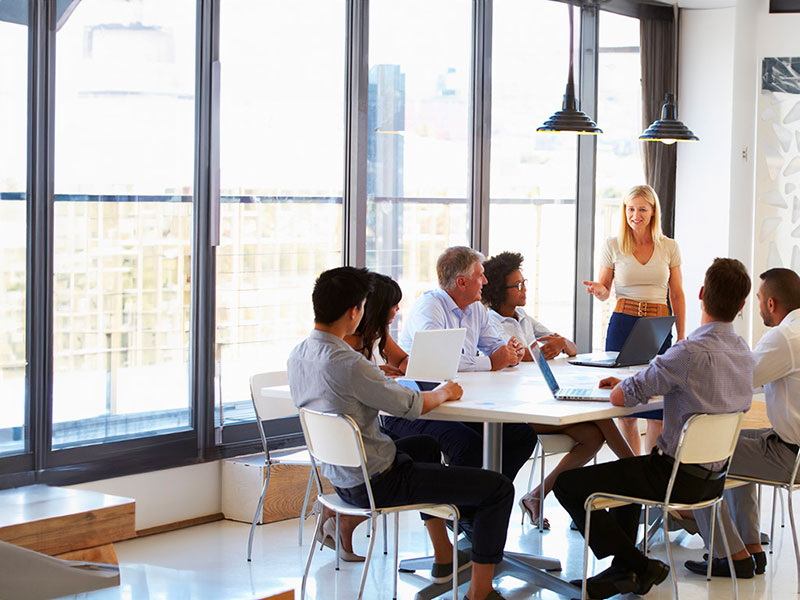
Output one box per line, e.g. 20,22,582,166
398,357,661,599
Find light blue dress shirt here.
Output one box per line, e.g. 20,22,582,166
398,288,507,372
620,320,754,468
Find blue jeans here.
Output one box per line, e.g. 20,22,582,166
381,417,537,484
606,312,671,420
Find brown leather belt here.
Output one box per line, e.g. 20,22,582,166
614,298,669,318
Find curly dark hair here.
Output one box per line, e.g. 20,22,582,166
482,251,524,312
355,273,403,362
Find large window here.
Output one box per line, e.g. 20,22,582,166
216,0,346,425
488,0,578,337
0,2,28,457
366,0,471,322
52,0,196,448
591,11,643,350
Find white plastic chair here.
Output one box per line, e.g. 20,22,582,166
728,446,800,592
524,434,577,531
298,408,461,600
580,412,745,600
247,372,316,561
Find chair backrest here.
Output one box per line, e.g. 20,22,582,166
298,409,366,470
674,412,745,465
249,372,296,422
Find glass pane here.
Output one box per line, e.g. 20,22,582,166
52,0,196,448
489,0,578,337
366,0,471,326
217,0,345,425
0,2,28,457
592,11,643,351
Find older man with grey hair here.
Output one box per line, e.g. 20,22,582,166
384,246,538,485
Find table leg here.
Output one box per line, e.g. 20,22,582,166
483,422,503,472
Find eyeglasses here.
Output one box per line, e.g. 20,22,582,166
505,279,527,292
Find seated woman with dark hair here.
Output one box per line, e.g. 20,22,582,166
345,272,409,377
483,251,634,529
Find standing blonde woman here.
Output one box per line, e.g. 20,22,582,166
583,185,685,454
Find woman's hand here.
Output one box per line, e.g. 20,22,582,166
538,334,567,359
379,364,405,378
583,280,610,301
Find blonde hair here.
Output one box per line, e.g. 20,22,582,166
617,184,663,255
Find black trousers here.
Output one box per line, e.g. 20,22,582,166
335,435,514,565
553,450,724,567
382,416,538,483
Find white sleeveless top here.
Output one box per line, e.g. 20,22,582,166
599,236,681,304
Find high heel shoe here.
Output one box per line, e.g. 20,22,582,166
518,495,550,529
315,517,366,562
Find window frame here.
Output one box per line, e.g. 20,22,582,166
0,0,670,490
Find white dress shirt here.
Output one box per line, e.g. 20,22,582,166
753,308,800,445
398,288,506,372
488,307,552,347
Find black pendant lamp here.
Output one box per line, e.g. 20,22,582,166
639,6,698,144
537,3,601,135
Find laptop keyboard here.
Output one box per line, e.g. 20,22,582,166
559,388,595,397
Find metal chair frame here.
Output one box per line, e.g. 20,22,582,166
247,372,317,562
580,412,745,600
525,433,577,531
728,446,800,593
298,408,460,600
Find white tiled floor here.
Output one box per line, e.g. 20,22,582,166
104,451,798,599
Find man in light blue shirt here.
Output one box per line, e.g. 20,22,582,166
385,246,538,484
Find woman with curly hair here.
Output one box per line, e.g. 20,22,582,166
482,251,577,359
483,251,633,530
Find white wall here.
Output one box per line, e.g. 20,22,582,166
677,1,800,343
67,461,221,531
675,7,736,332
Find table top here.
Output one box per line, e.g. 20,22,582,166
263,356,662,427
423,358,661,426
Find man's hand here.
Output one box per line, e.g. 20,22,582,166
437,381,463,401
379,364,405,378
599,377,621,389
421,381,463,413
538,334,567,359
490,343,520,370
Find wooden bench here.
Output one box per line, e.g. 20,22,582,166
0,484,135,564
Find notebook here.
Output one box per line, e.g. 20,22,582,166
569,315,676,368
398,328,467,391
532,344,612,401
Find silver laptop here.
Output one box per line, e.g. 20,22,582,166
532,344,612,401
400,328,467,391
569,316,676,368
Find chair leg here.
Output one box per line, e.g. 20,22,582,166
301,511,325,600
786,489,800,594
707,503,717,582
247,465,271,561
357,512,379,600
452,514,460,600
718,504,738,600
581,506,593,600
641,506,650,555
383,513,388,555
781,488,787,528
771,487,778,554
662,504,679,599
393,513,399,600
333,513,342,571
523,441,541,526
298,469,315,545
539,444,546,532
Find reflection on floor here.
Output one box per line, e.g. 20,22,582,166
109,451,795,599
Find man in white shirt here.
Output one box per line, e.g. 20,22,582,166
385,246,537,484
688,267,800,578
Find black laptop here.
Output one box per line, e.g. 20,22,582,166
569,315,676,368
